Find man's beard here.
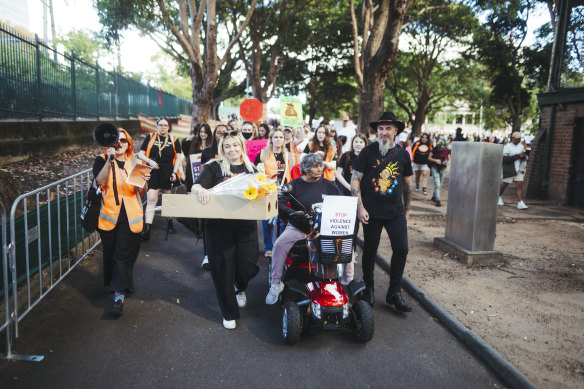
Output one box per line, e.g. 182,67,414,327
378,138,394,156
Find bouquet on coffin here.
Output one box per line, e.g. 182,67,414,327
210,171,278,200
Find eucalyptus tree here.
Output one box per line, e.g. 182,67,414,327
95,0,257,125
385,2,478,137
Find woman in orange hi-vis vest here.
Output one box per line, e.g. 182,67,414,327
303,125,337,181
254,128,293,257
137,118,182,239
93,128,149,317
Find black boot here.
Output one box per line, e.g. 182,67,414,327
386,289,412,312
167,219,176,234
140,223,151,241
363,287,375,307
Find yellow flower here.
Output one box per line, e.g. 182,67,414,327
243,187,258,200
257,187,267,196
256,173,267,183
266,183,277,193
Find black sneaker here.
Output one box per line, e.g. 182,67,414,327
422,188,427,196
167,219,176,234
112,300,124,316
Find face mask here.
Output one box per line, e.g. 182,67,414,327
242,132,252,140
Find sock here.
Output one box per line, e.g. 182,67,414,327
114,292,125,302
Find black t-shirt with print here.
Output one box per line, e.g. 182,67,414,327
201,144,218,164
195,161,256,189
338,152,357,185
352,143,413,219
140,133,182,164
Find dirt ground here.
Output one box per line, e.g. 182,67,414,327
376,187,584,389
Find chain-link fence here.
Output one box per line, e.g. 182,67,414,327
0,23,192,121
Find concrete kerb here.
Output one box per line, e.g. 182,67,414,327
355,235,538,389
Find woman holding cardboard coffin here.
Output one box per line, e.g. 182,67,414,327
192,132,260,329
137,118,182,239
93,129,149,316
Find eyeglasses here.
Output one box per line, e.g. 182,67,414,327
158,123,169,127
118,138,129,144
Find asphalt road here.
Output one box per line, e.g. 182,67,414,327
0,219,503,388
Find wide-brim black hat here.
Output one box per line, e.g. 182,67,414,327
369,111,405,134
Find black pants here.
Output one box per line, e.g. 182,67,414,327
361,216,408,293
206,220,260,320
99,220,141,294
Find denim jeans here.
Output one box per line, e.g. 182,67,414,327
431,166,447,201
262,218,275,251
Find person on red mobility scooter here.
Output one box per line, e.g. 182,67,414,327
266,153,374,344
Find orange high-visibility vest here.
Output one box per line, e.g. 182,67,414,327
260,148,292,184
98,154,144,233
287,141,300,166
145,133,181,179
309,143,336,181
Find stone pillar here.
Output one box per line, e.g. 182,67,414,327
433,142,504,265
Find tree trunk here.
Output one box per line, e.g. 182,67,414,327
410,93,429,137
357,70,389,134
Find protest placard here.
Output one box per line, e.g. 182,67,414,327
279,97,303,127
245,138,269,162
126,162,153,188
320,195,358,236
190,153,202,185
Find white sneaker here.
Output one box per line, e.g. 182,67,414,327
497,197,504,206
264,250,272,257
201,255,209,270
223,318,236,329
265,282,285,305
517,201,528,210
236,291,247,308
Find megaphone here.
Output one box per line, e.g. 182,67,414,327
93,123,119,147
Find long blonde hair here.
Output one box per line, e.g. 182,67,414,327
265,128,289,161
214,133,255,176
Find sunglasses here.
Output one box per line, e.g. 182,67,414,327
221,130,240,138
118,138,129,144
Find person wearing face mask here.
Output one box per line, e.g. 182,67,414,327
137,118,182,240
93,129,150,316
241,121,258,141
255,128,293,257
192,133,260,330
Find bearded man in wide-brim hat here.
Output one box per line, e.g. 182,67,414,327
350,111,414,312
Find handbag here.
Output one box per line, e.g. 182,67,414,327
81,179,102,233
502,160,517,179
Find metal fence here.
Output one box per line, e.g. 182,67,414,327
0,23,192,121
1,169,99,361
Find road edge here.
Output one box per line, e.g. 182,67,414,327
355,235,538,389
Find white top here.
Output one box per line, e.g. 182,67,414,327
503,142,526,172
336,123,356,152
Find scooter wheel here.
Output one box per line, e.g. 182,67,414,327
282,301,301,345
351,300,374,342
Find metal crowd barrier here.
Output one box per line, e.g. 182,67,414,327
1,169,101,361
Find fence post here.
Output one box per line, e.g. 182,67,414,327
70,50,76,120
0,202,43,362
34,34,42,122
95,61,100,119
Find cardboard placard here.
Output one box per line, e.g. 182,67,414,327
245,138,269,162
320,195,358,236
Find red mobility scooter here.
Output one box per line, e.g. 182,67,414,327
274,189,374,345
